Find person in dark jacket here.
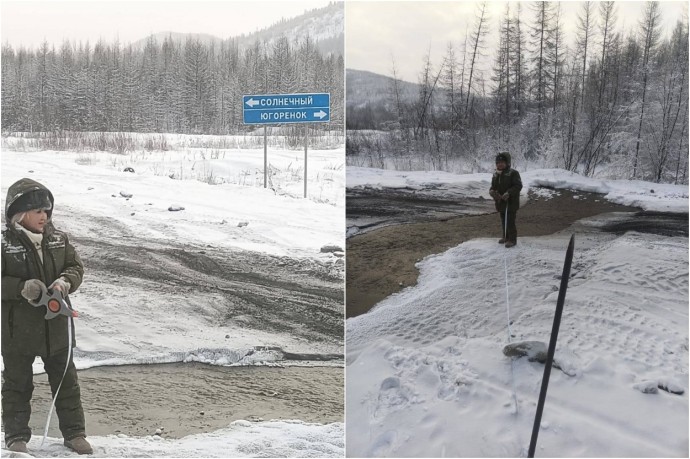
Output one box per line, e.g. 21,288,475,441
489,152,523,248
1,178,92,455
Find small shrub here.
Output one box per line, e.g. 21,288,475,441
75,154,93,165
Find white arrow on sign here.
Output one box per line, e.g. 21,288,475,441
245,98,260,108
314,110,327,119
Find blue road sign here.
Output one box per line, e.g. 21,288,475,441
243,93,330,124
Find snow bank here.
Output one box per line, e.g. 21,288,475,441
347,166,689,213
68,346,338,372
523,169,689,213
2,420,343,458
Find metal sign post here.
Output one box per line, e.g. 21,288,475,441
242,93,330,198
304,125,308,198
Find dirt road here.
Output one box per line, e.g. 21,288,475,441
69,222,344,348
346,189,643,317
30,363,343,439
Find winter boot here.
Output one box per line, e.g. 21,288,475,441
505,241,516,248
64,436,93,455
7,440,28,453
498,238,505,243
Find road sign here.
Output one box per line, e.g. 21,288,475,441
243,93,330,124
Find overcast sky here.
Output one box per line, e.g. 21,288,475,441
347,1,688,83
1,0,333,48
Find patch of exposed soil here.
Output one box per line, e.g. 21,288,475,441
29,363,343,439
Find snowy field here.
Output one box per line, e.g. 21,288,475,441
1,142,345,456
3,420,343,458
346,168,688,457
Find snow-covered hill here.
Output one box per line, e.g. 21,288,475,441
235,3,343,55
346,68,418,111
134,3,344,56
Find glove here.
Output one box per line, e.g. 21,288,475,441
49,278,71,295
21,279,44,301
501,192,510,201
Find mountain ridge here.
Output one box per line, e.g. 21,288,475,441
346,68,418,110
132,3,343,56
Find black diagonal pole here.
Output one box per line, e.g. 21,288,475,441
528,234,575,458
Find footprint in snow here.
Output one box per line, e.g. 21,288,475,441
367,431,397,457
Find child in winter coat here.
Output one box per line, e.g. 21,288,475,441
1,178,92,455
489,152,523,248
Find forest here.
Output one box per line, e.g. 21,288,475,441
347,1,689,184
1,34,344,136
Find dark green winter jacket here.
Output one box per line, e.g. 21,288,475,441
2,178,83,357
490,153,523,212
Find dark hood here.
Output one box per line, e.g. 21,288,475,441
5,178,55,221
496,152,512,168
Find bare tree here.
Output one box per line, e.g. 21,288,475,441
509,3,528,118
597,2,617,106
632,1,661,178
492,4,512,128
561,63,581,171
548,3,565,111
465,2,489,118
649,19,688,182
529,1,553,135
389,56,408,135
415,47,444,143
576,2,596,111
442,42,462,160
458,28,468,116
442,42,460,131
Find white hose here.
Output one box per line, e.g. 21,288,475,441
504,204,519,415
40,317,73,446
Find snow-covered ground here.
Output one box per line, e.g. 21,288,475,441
347,166,689,213
11,147,345,257
1,420,343,458
346,168,688,457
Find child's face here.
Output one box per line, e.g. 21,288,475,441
496,161,507,171
21,209,48,233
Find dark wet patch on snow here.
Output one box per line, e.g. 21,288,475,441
346,187,494,236
599,211,688,237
